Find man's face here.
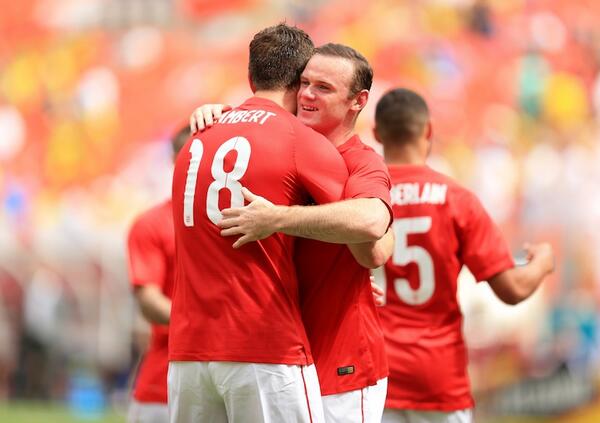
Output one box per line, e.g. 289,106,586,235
296,54,356,136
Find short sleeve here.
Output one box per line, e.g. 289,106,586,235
342,148,393,227
294,126,349,204
127,214,168,289
454,189,514,281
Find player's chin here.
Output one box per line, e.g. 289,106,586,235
297,111,319,127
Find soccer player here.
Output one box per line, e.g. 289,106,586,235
191,44,394,422
169,24,352,423
372,88,555,423
126,125,189,423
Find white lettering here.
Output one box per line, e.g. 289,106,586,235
259,112,276,125
219,111,234,124
230,111,248,124
217,109,275,125
420,183,432,203
431,183,447,204
219,110,231,122
240,110,254,123
249,110,264,123
391,183,448,206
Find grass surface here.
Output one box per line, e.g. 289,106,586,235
0,402,125,423
3,401,600,423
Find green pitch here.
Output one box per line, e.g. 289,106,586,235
0,402,125,423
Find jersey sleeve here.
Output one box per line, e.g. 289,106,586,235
453,189,515,281
342,149,393,226
127,214,167,289
294,126,349,204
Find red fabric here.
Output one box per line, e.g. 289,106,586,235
170,96,348,365
379,165,514,411
127,200,174,404
295,136,391,395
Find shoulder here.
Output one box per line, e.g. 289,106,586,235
342,138,386,169
129,201,171,238
294,124,340,158
440,176,486,221
420,168,470,198
292,119,327,142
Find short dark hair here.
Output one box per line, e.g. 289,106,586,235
375,88,430,144
315,43,373,97
171,125,190,156
248,23,314,91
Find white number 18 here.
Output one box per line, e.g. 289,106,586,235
183,136,251,226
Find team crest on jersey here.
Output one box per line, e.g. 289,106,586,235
337,365,355,376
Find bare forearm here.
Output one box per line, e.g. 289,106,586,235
135,287,171,325
348,228,395,269
273,198,390,243
509,260,551,299
488,257,553,305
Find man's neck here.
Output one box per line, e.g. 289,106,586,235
253,89,297,113
383,145,427,166
323,115,358,147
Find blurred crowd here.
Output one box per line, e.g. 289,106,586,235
1,0,600,419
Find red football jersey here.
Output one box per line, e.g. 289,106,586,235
127,200,174,404
377,165,514,411
170,97,348,365
295,135,392,395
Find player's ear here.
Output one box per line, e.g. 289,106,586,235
423,122,433,157
248,73,257,93
352,89,369,111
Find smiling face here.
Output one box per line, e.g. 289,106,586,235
296,54,358,138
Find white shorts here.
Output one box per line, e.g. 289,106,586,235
382,408,473,423
168,361,325,423
127,400,169,423
322,377,387,423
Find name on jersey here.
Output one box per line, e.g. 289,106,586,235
390,183,447,206
218,109,276,125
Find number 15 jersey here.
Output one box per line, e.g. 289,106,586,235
170,97,349,365
377,165,514,411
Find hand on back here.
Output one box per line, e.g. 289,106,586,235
218,187,278,248
190,104,232,133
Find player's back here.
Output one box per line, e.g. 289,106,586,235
377,164,513,411
170,96,348,366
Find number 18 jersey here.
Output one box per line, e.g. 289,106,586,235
170,96,349,366
377,165,514,411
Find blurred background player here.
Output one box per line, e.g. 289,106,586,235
126,125,189,423
191,43,395,422
372,88,555,423
168,23,349,423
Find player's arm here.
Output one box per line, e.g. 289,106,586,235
219,188,390,248
127,216,171,325
342,153,394,268
487,242,554,305
133,284,171,325
347,227,395,269
269,197,390,242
